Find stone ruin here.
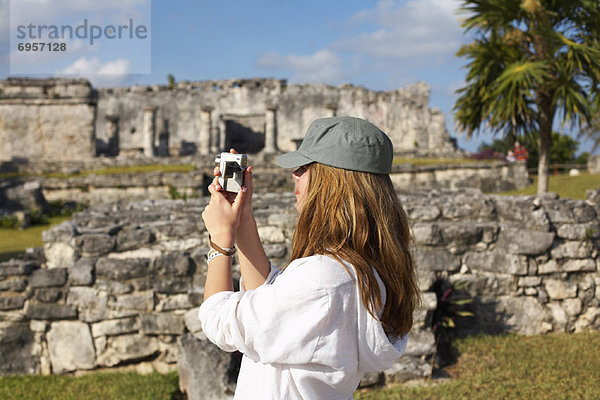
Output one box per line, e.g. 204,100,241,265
0,77,460,162
1,186,599,398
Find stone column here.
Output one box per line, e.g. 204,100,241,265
264,106,278,153
143,107,157,157
210,114,220,154
325,103,337,117
199,106,213,155
218,118,227,153
106,115,119,156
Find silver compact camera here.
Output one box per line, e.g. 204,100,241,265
215,152,247,193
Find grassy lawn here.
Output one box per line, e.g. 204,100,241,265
0,216,70,262
355,331,600,400
500,173,600,200
393,157,496,166
0,163,196,180
1,332,598,399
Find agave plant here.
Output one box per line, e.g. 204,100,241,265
431,273,474,368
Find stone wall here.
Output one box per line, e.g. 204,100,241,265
589,154,600,174
1,187,599,388
1,158,529,211
0,78,97,161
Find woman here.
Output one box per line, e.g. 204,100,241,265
200,116,420,399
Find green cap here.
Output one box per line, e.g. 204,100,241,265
276,116,394,174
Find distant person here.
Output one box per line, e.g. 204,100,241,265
514,141,528,161
199,116,420,399
506,150,516,162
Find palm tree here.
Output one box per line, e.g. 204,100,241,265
453,0,600,194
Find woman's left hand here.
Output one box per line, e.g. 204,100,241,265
201,176,247,249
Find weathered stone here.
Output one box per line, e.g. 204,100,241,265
451,272,514,297
463,251,527,275
91,317,139,337
263,244,287,259
75,234,115,256
151,220,197,238
108,247,162,260
563,259,596,272
441,194,495,219
110,334,159,362
47,321,96,373
415,247,460,272
574,307,600,332
563,298,582,316
544,279,578,300
154,252,192,276
68,257,95,286
496,227,555,255
412,223,444,246
439,223,483,248
518,277,542,288
42,221,79,243
547,303,569,332
157,294,192,311
177,333,240,400
0,296,26,311
108,291,154,311
0,277,27,292
67,287,108,310
477,296,545,335
538,260,560,274
184,307,202,336
26,304,77,320
95,279,133,295
35,288,63,303
404,328,435,357
557,223,600,240
406,205,440,221
0,260,38,276
141,313,185,335
383,356,432,383
44,242,78,269
96,257,151,280
358,371,382,388
29,268,67,288
116,227,155,251
420,292,437,311
0,322,39,374
257,226,286,243
155,277,191,294
551,241,594,259
78,309,137,323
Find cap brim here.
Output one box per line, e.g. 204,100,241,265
276,150,313,169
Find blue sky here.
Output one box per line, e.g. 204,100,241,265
0,0,596,155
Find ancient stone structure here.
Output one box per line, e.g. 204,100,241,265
1,187,599,395
0,78,459,162
589,154,600,174
0,78,97,161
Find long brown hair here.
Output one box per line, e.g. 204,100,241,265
289,163,420,337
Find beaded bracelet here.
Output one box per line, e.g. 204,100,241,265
207,248,228,263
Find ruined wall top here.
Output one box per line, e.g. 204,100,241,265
0,78,96,105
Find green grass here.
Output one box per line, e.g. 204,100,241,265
393,157,497,166
355,331,600,400
0,371,182,400
0,164,196,180
0,216,70,262
1,332,598,399
500,173,600,200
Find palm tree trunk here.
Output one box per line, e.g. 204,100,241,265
537,128,551,194
536,96,554,195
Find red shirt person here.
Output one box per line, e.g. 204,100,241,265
514,141,529,161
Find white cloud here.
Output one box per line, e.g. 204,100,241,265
336,0,464,60
256,49,345,84
57,56,132,86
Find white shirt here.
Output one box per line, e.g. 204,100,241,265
199,254,407,400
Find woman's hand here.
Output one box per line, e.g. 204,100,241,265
213,148,255,222
201,176,247,249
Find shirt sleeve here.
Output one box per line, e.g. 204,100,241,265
239,263,281,292
198,259,334,365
